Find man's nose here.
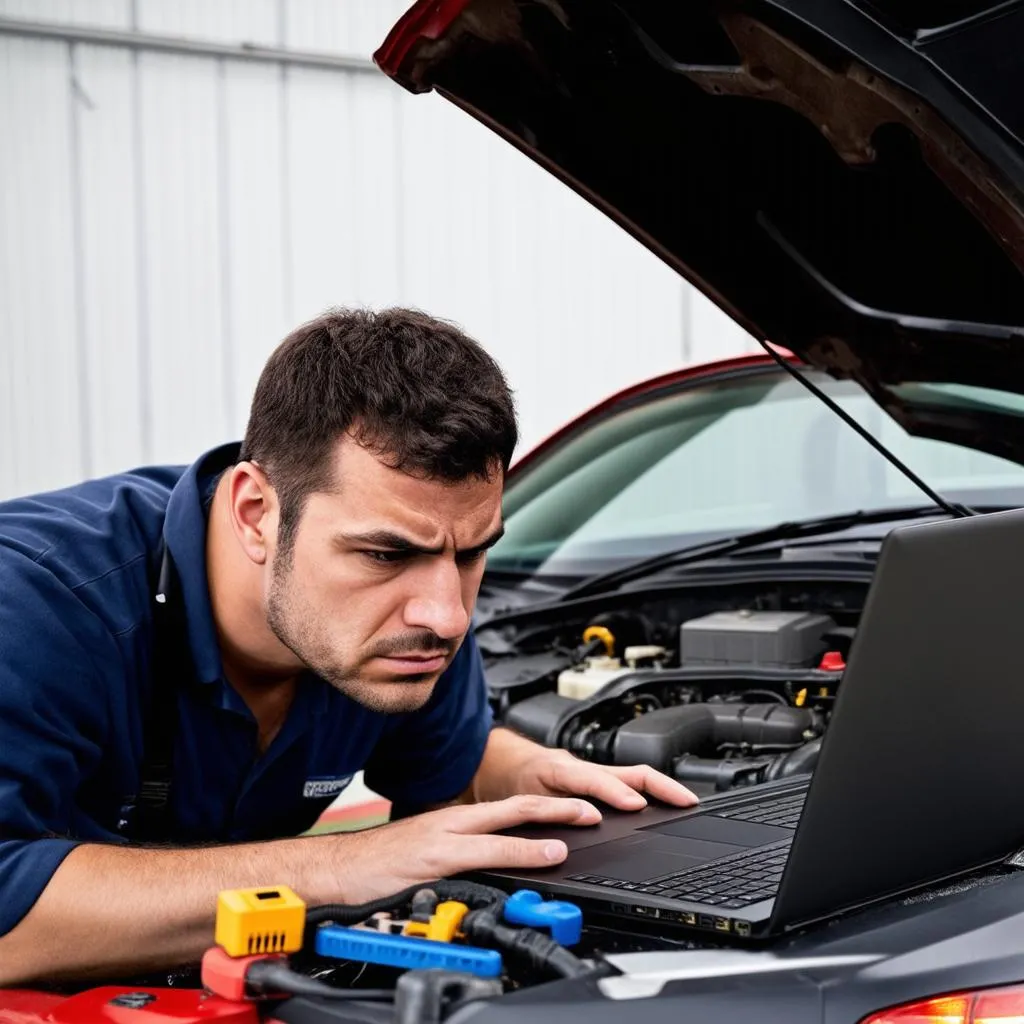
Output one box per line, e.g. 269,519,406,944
403,561,471,641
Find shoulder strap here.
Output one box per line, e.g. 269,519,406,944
130,541,185,842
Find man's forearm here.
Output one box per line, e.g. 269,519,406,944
0,835,350,987
0,771,611,987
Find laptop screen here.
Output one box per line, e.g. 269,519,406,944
772,508,1024,929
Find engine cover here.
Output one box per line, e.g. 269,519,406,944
679,610,835,667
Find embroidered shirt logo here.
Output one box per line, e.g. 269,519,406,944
302,775,353,799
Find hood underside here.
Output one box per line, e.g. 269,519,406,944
377,0,1024,465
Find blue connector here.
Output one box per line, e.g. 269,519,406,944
314,925,503,978
503,890,583,946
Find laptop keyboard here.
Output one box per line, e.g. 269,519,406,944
649,836,792,906
712,792,806,829
570,836,793,909
567,793,807,910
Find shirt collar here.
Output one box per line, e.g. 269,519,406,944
162,441,241,686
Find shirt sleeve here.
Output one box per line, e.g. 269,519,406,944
364,630,493,812
0,547,112,937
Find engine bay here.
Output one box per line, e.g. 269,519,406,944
477,579,869,797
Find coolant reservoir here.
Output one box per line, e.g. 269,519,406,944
554,645,664,700
557,656,635,700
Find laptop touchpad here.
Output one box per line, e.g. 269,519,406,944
565,833,747,882
648,814,791,847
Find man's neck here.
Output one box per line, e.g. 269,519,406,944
205,473,301,750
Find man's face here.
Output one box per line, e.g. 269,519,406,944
264,437,504,713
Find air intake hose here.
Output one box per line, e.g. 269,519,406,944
611,703,815,773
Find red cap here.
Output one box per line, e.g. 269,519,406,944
819,651,846,672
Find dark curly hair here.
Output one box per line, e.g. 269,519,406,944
239,306,518,554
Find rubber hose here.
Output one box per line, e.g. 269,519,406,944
765,736,823,781
460,909,590,979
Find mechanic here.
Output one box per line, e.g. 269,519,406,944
0,308,698,986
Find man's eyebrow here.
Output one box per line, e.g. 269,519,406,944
339,530,444,555
338,524,505,557
460,523,506,557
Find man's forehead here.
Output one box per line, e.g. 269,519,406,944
315,436,503,541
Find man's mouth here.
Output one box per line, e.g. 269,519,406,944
376,652,449,675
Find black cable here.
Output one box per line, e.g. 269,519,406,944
245,959,393,1002
757,340,976,518
737,689,789,705
395,971,503,1024
304,883,429,931
460,909,591,979
305,879,507,927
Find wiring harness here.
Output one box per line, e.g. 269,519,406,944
202,879,598,1022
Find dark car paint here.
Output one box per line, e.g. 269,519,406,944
376,0,1024,469
446,868,1024,1023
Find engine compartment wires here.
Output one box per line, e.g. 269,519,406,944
197,878,598,1021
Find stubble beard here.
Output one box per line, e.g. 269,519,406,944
265,553,443,715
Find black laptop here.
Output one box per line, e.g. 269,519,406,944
474,506,1024,939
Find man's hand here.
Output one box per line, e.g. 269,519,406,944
342,795,600,902
0,794,599,986
472,727,699,812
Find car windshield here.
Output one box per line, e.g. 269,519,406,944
488,367,1024,577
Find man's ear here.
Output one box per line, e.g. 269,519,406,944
226,462,277,566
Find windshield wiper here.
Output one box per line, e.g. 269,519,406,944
559,504,1000,601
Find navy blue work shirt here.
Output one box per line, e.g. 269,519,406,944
0,443,493,937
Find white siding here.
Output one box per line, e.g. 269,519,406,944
0,2,753,501
222,59,290,429
283,0,406,58
0,0,130,30
135,0,279,48
137,52,230,465
0,35,83,497
76,42,145,474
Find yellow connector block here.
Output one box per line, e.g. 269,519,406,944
403,901,469,943
215,885,307,957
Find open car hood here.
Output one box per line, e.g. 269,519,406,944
376,0,1024,465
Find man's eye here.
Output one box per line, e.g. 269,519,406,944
457,550,487,566
362,550,408,565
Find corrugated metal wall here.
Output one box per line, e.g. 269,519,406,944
0,1,755,501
